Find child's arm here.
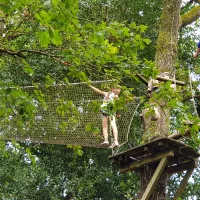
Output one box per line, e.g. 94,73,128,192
89,85,106,96
194,42,200,58
194,48,200,58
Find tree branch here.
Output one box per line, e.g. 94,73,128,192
0,48,70,66
19,49,65,59
168,129,190,140
0,48,27,58
5,32,28,40
180,5,200,28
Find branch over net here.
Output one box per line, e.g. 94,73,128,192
0,81,140,147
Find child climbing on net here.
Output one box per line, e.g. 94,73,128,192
89,85,121,148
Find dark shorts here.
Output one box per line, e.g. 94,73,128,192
101,111,109,117
100,110,116,118
198,41,200,48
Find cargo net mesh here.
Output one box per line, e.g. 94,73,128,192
0,81,140,148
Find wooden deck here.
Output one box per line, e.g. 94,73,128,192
109,137,200,174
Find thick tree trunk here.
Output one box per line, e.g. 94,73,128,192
142,0,182,140
138,166,168,200
139,0,182,199
155,0,182,74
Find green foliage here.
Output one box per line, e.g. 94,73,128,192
0,0,199,199
0,143,140,199
0,84,36,123
85,122,100,134
56,99,79,132
67,144,83,156
45,75,55,88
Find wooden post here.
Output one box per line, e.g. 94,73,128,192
172,167,195,200
141,157,169,200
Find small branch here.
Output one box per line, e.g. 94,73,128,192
6,32,28,40
0,48,27,58
19,49,65,59
168,129,190,140
0,48,71,66
22,50,69,66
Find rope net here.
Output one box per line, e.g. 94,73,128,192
0,81,140,148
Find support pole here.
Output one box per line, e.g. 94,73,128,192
172,167,195,200
141,157,169,200
156,76,185,86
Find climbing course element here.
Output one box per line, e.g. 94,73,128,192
109,137,200,199
0,81,140,148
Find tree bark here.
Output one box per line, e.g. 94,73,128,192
138,166,168,200
139,0,182,199
180,5,200,28
155,0,182,74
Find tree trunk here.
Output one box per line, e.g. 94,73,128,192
139,0,182,199
138,166,168,200
155,0,182,74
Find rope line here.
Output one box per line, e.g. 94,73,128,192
187,64,198,117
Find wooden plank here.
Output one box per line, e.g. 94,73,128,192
172,167,195,200
109,138,200,165
120,150,174,173
111,147,150,164
156,76,185,86
165,142,198,160
125,146,150,159
150,141,166,153
141,157,169,200
110,146,151,161
109,138,168,160
165,138,200,158
167,160,198,174
168,157,190,166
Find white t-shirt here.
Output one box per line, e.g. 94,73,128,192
100,92,116,115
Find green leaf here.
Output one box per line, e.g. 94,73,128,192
143,38,151,45
52,30,63,46
45,75,55,88
130,22,137,29
74,145,83,156
67,144,73,148
52,0,59,6
139,25,147,32
35,10,51,24
36,31,51,47
24,67,34,76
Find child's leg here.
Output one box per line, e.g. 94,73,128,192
102,116,109,143
110,116,119,145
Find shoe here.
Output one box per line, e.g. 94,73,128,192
100,141,109,146
109,142,119,148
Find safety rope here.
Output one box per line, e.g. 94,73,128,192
188,64,198,117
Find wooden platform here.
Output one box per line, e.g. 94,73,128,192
109,137,200,174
